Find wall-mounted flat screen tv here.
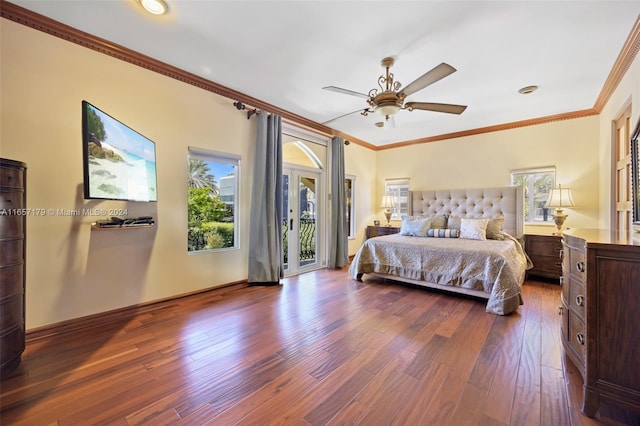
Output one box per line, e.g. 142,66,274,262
82,101,157,202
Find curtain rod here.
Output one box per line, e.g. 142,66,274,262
232,101,350,145
233,101,261,119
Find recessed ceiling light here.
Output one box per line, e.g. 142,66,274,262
138,0,168,15
518,85,538,95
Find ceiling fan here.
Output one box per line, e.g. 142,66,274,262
323,57,467,125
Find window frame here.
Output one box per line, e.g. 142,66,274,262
384,178,410,219
187,146,240,253
511,166,556,224
345,174,356,239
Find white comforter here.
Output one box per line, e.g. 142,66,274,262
349,233,532,315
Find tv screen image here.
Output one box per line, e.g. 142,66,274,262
82,101,157,202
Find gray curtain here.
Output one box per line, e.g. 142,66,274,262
248,113,283,285
328,136,349,268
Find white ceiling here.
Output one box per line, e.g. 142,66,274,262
8,0,640,147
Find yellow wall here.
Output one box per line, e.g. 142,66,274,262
345,142,377,248
375,116,602,233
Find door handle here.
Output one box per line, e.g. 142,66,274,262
290,218,293,230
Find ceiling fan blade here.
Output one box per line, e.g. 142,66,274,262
322,86,369,99
322,108,370,125
405,102,467,114
399,63,456,97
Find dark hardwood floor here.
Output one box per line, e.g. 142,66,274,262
1,268,639,425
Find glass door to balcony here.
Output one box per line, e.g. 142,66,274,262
282,168,322,276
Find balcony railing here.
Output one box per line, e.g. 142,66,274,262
282,217,316,265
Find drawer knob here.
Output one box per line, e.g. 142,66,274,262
559,276,564,286
558,249,564,259
576,333,585,345
575,295,585,307
576,261,585,273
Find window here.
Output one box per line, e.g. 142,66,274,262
188,147,240,252
511,167,555,223
384,178,410,219
345,175,356,238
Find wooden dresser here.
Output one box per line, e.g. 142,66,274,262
0,158,27,373
560,229,640,417
365,225,400,239
524,233,562,281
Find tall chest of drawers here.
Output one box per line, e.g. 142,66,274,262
560,229,640,417
0,158,26,373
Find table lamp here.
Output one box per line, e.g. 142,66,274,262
380,194,395,226
546,184,575,235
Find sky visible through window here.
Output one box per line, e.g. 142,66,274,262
207,162,234,182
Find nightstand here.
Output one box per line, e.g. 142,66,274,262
366,225,400,239
524,233,563,281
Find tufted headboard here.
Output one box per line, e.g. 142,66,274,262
409,186,524,238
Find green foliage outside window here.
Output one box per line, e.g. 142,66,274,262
187,158,236,252
512,169,555,223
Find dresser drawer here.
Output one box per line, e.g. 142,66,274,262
0,238,24,266
0,263,24,300
0,294,23,332
568,276,586,321
569,248,586,280
0,166,24,189
530,255,562,274
527,237,562,256
568,310,586,364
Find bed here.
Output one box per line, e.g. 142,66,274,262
349,186,532,315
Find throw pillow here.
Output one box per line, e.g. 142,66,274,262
486,215,505,240
460,218,490,240
400,216,431,237
447,215,462,230
427,228,460,238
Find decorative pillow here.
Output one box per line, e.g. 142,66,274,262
427,228,460,238
399,216,431,237
429,215,448,229
486,215,505,240
447,215,461,230
460,218,490,240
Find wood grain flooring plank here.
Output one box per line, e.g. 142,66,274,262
539,281,564,370
204,352,325,425
324,398,370,425
481,313,527,424
403,333,448,380
449,382,490,426
510,282,543,426
266,348,381,424
541,364,571,426
391,361,450,425
303,368,375,425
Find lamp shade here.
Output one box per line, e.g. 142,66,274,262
380,194,395,208
546,185,575,208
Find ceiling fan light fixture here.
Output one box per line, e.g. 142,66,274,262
518,85,538,95
137,0,168,15
376,103,401,116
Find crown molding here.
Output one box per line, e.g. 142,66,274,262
1,1,637,152
593,14,640,112
377,108,599,150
